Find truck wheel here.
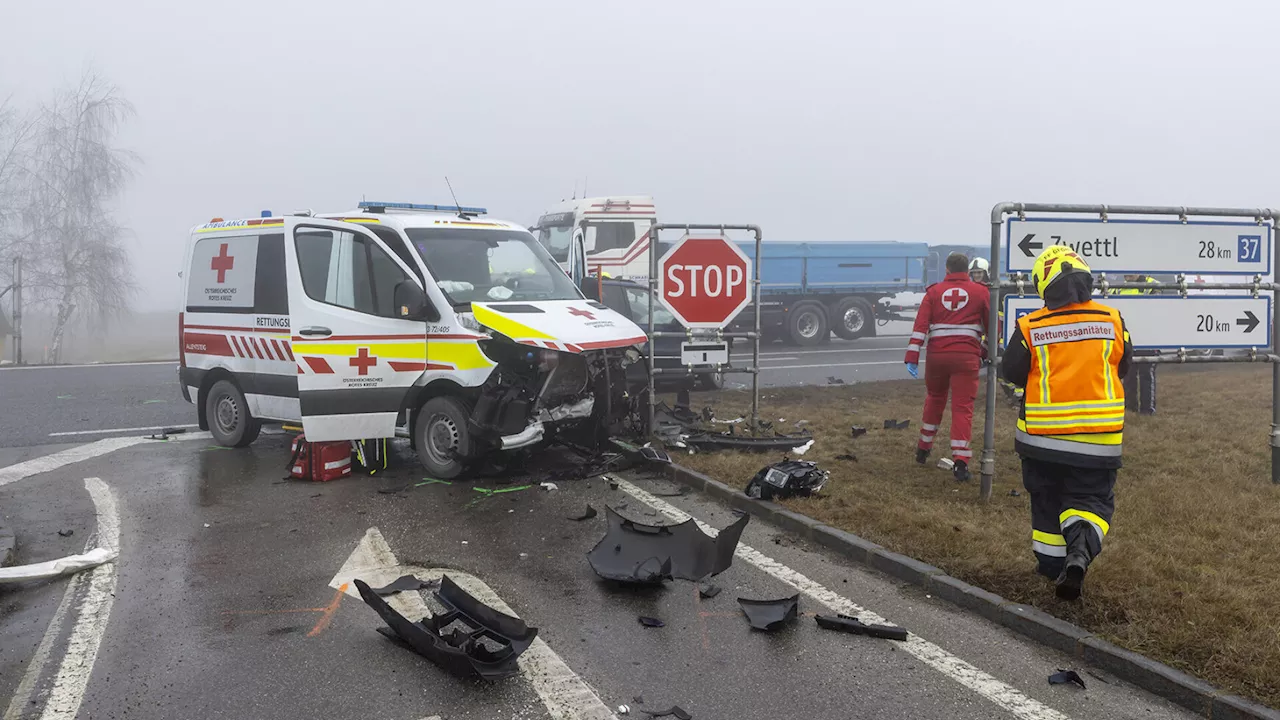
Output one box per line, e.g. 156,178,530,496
415,396,474,479
787,304,829,347
205,379,262,448
833,297,876,340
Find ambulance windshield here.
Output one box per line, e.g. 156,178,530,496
406,227,581,305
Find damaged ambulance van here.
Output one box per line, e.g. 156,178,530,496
179,202,648,477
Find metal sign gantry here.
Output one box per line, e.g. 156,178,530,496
982,203,1280,500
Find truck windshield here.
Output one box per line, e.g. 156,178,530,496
536,224,573,263
406,227,581,305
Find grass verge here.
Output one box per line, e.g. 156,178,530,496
680,364,1280,708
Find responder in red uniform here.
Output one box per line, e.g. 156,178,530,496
904,252,990,482
1002,246,1133,601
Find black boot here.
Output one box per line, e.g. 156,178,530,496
1055,552,1088,601
952,460,970,482
916,448,929,465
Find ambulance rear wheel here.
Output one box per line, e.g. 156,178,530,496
206,379,261,448
415,397,473,479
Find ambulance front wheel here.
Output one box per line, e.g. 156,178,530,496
415,396,474,479
205,379,262,448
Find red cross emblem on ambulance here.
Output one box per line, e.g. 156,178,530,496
941,287,970,311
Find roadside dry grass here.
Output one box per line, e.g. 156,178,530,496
679,364,1280,708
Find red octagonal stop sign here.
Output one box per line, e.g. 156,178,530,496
657,235,753,328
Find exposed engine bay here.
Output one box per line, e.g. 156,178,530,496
468,335,639,453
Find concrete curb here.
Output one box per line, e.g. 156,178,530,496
663,463,1279,720
0,525,15,568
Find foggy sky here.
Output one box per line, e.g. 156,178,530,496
2,0,1277,308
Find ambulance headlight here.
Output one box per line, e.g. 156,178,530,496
457,312,484,334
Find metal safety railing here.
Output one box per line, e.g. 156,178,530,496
982,203,1280,500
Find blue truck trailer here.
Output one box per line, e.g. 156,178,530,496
724,241,931,346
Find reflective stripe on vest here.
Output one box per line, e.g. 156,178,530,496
1017,302,1125,450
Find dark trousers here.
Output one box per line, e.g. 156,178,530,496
1022,457,1117,579
1124,361,1156,414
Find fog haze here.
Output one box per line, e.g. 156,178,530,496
3,0,1275,308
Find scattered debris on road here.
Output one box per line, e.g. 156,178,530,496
850,425,867,438
937,458,954,471
56,529,74,537
540,482,559,491
883,419,910,430
1048,669,1087,689
744,460,830,500
637,616,665,628
1009,489,1021,497
586,507,748,584
642,706,692,719
814,614,908,641
738,594,800,631
355,575,538,680
369,574,437,596
826,376,846,385
791,439,815,455
617,705,631,715
0,547,116,585
568,505,598,521
698,581,721,599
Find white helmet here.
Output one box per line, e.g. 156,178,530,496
969,257,990,273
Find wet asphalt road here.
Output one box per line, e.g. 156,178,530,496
0,329,917,449
0,434,1202,720
0,362,191,449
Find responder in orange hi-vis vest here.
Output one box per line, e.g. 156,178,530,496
904,252,990,482
1001,246,1133,601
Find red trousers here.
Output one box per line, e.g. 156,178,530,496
918,352,980,462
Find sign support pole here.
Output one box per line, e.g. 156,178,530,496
983,202,1280,496
1272,222,1280,484
980,210,1002,500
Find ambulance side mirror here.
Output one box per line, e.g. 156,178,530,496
395,281,438,322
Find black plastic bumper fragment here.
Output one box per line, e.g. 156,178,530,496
355,575,538,680
684,432,812,452
643,707,692,719
737,594,799,631
586,507,749,583
814,613,908,641
369,574,436,596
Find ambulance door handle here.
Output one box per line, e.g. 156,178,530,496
299,326,332,338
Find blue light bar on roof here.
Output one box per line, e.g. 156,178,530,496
358,201,488,215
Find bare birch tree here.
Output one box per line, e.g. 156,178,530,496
0,95,35,300
21,74,138,362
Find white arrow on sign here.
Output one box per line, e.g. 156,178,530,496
1004,218,1272,275
330,528,619,720
1003,295,1272,350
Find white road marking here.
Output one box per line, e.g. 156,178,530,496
616,480,1073,720
48,424,199,438
0,360,176,371
37,478,121,719
2,479,121,720
0,438,148,488
736,346,911,359
331,528,619,720
0,431,219,488
763,360,902,371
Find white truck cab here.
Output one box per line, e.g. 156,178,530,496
179,202,646,477
532,196,656,285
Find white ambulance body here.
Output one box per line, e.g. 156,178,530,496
179,202,646,477
532,196,656,285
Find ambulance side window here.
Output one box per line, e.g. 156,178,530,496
294,228,411,320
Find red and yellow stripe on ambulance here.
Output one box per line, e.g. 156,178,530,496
292,333,496,387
